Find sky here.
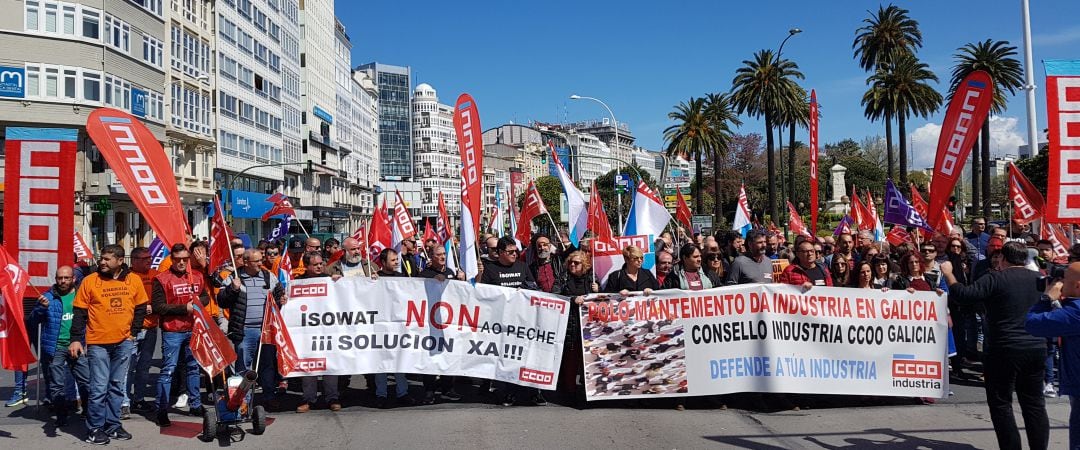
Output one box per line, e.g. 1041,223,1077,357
340,0,1080,170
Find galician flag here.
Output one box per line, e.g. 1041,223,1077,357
550,143,588,246
733,184,752,237
622,181,673,239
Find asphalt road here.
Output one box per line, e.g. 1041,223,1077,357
0,368,1071,449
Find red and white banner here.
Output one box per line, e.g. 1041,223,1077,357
592,234,656,285
3,127,77,291
281,277,569,389
86,108,189,248
436,192,453,245
886,227,913,247
927,70,994,228
0,246,36,370
190,302,237,377
1043,222,1071,263
587,182,616,249
73,232,93,262
1045,60,1080,222
809,89,820,233
209,196,235,271
453,94,484,237
1008,162,1045,225
260,292,299,377
392,190,416,245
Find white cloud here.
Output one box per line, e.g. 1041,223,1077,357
906,116,1027,171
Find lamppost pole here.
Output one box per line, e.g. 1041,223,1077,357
570,94,623,222
773,27,801,232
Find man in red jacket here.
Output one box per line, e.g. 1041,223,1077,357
151,244,210,427
779,240,833,290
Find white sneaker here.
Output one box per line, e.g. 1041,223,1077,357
1044,383,1058,398
172,393,189,409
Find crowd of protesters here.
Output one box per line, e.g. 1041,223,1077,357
5,216,1078,449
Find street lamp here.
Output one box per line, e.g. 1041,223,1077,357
570,94,624,222
774,27,801,230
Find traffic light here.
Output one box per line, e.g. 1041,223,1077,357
539,150,547,164
947,196,957,212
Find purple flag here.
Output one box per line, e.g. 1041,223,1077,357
265,215,291,243
883,179,934,232
148,236,169,270
832,215,854,236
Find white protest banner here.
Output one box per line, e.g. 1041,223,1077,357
580,284,947,400
282,277,570,390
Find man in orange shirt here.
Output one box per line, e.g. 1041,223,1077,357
122,247,158,417
69,245,148,445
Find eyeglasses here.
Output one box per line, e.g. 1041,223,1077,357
920,249,936,253
265,251,279,256
501,248,519,254
568,260,582,266
949,244,962,249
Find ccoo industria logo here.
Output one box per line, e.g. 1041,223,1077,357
890,354,943,390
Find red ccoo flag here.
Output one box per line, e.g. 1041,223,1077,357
675,188,693,231
809,89,820,233
787,201,812,239
189,302,236,377
909,183,929,218
1008,162,1045,225
209,195,236,271
0,247,36,370
368,198,392,262
927,70,995,227
260,292,299,377
262,192,296,221
587,182,616,248
850,185,873,232
436,192,454,245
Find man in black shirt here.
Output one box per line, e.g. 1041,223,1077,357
480,237,537,290
479,237,540,406
943,242,1049,450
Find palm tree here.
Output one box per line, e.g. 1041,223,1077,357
703,92,743,222
731,49,805,222
866,52,942,187
853,4,924,180
664,97,720,215
776,86,810,214
949,39,1025,220
861,69,895,179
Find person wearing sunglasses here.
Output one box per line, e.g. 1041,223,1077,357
919,240,946,290
602,245,658,296
556,250,599,409
479,237,541,407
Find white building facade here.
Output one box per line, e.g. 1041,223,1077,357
350,69,379,219
411,83,460,217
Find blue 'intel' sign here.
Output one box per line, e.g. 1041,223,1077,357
131,88,147,117
312,105,333,124
0,66,26,98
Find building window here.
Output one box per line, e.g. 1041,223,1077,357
105,74,130,109
129,0,163,17
104,14,129,53
82,71,101,101
142,34,163,68
170,82,210,135
82,8,99,39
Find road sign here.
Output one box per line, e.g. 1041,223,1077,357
692,215,713,229
93,198,112,213
615,173,629,193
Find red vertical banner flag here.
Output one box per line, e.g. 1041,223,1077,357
1044,60,1080,223
189,302,237,377
927,70,994,228
910,184,929,218
393,190,417,242
368,198,392,261
808,89,820,233
86,108,189,248
3,127,77,292
850,185,872,231
0,246,37,369
436,192,454,245
516,181,547,245
1008,162,1045,225
1044,223,1071,263
453,94,484,237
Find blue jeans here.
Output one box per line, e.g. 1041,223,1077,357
86,340,133,432
124,328,158,406
157,331,202,411
44,351,89,415
375,373,409,398
9,370,27,400
234,327,277,394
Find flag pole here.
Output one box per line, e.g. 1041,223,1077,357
252,292,272,387
544,212,565,252
293,216,311,238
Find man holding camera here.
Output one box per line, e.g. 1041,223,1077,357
1026,262,1080,450
942,241,1049,450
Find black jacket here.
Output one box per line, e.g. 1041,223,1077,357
217,268,286,341
528,257,565,293
480,260,537,290
558,272,597,297
948,266,1045,354
602,265,660,293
